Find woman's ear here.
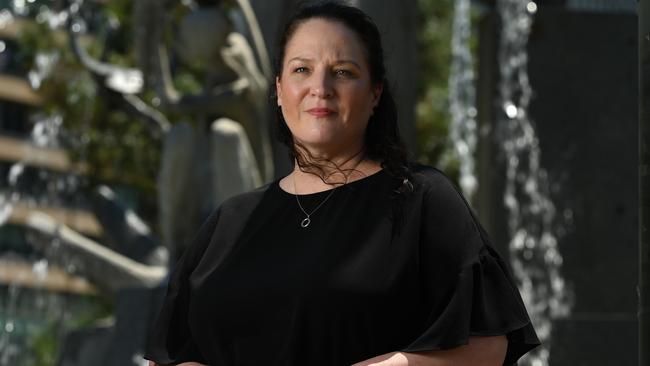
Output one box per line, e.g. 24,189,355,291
276,76,282,107
372,83,383,108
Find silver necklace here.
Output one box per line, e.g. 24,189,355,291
292,179,337,228
292,156,365,228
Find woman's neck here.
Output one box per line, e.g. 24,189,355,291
280,151,383,195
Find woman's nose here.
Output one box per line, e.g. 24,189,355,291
310,71,333,98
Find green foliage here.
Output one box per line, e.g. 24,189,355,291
17,2,161,217
416,0,480,184
28,294,113,366
29,320,58,366
0,287,112,366
416,0,455,169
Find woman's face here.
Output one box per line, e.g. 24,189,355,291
276,18,382,156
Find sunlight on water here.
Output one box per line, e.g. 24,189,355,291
446,2,572,362
447,0,478,200
0,195,12,227
0,10,13,30
31,114,63,148
27,52,59,90
447,3,572,362
496,0,573,364
0,111,77,365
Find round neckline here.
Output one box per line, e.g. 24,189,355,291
276,168,387,197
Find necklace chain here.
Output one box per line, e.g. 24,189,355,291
292,155,365,228
293,186,336,228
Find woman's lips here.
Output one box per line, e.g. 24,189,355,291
306,108,335,117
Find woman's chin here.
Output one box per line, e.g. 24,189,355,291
294,137,345,154
300,140,338,151
294,131,338,146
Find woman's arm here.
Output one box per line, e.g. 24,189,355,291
351,335,507,366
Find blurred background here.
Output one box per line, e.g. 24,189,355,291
0,0,640,365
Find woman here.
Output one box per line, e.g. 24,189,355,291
145,2,540,365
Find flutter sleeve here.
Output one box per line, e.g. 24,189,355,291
144,207,221,365
401,169,540,365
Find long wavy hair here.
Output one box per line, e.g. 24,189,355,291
272,1,413,193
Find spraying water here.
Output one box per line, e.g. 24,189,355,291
495,1,573,365
0,4,93,364
448,0,478,200
0,113,80,366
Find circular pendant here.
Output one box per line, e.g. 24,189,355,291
301,217,311,228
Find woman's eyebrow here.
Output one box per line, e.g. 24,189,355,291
286,57,360,69
334,60,361,68
287,57,312,63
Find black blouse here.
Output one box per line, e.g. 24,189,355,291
144,165,540,365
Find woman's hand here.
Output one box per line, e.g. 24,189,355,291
351,335,508,366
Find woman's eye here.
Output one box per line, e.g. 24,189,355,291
293,67,308,73
335,69,352,77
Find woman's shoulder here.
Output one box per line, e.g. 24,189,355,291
409,163,460,195
218,181,274,215
196,182,275,255
406,163,475,218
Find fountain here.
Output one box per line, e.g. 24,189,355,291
0,112,101,365
447,0,478,200
472,0,638,364
445,0,573,363
494,1,572,364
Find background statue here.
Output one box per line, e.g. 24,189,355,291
25,0,273,295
